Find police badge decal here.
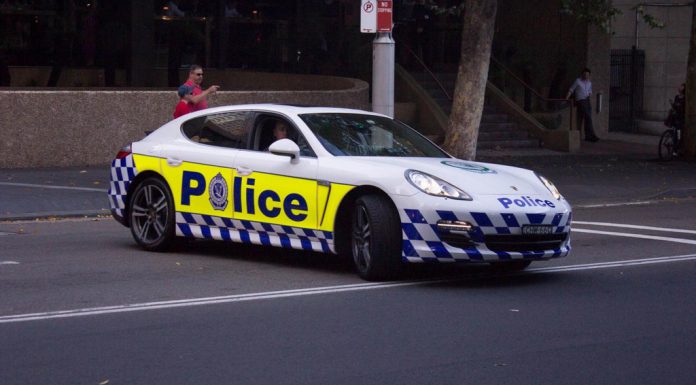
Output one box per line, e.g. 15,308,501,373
209,173,229,211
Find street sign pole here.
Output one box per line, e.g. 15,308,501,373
372,32,395,117
361,0,394,117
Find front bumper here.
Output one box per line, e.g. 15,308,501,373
394,195,572,263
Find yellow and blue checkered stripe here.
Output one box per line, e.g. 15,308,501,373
175,212,334,253
108,154,138,219
401,208,571,262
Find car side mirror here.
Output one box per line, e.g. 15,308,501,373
269,139,300,163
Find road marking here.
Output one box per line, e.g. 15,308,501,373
573,228,696,245
576,201,654,208
574,221,696,235
1,254,695,324
0,261,20,265
0,182,105,193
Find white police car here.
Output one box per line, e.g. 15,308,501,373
109,104,571,280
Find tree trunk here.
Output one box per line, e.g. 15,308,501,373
685,4,696,159
443,0,498,160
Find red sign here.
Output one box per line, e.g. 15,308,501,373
377,0,392,32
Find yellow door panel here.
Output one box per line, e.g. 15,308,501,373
163,161,235,218
134,154,355,233
233,173,317,228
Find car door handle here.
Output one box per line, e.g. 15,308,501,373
236,166,253,176
167,157,183,167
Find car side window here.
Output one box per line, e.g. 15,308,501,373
253,116,316,157
181,111,251,149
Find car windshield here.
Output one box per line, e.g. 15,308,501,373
299,113,449,157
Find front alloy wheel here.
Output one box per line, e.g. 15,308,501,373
351,195,402,281
129,177,175,251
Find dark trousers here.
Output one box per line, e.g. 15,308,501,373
576,99,597,139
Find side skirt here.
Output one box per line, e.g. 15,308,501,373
174,212,334,254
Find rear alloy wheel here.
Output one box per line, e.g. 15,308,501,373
351,195,402,281
129,177,175,251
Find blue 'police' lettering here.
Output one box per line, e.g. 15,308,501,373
180,173,309,222
498,196,556,209
284,193,308,221
233,176,242,212
182,171,206,205
245,178,256,215
259,190,281,217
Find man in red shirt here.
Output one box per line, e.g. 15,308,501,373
182,64,219,112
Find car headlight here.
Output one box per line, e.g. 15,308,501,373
405,170,472,200
536,173,562,200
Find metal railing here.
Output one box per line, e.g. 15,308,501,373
392,23,452,102
392,22,573,131
488,56,573,130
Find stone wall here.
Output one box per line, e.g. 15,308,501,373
0,74,369,168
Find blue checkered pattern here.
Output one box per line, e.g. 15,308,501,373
108,155,137,219
175,212,335,253
401,208,571,263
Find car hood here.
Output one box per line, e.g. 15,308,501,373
343,157,552,197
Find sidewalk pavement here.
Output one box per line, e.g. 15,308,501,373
1,132,694,221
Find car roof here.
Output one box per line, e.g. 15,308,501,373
188,104,389,119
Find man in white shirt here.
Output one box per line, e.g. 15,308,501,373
566,68,599,142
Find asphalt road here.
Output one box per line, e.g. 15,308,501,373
1,199,695,385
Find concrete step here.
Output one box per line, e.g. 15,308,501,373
479,122,519,132
477,139,540,149
409,70,540,151
478,130,530,141
481,113,509,123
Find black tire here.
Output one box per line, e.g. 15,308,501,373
489,259,532,272
658,129,675,161
129,177,176,251
351,194,402,281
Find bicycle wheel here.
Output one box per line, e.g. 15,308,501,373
658,129,675,161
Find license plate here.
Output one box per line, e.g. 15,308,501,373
522,225,553,235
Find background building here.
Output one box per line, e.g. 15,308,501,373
611,0,692,133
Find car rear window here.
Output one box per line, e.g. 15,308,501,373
181,111,251,149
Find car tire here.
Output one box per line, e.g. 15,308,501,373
351,194,402,281
489,259,532,272
129,177,176,251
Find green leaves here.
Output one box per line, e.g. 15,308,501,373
560,0,622,33
559,0,665,33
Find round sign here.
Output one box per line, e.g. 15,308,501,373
441,161,497,174
363,1,374,13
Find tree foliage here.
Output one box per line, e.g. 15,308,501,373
560,0,665,32
560,0,622,33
